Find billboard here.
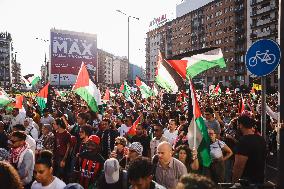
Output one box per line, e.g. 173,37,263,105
50,29,97,86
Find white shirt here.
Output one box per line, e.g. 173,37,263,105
11,113,25,129
163,130,178,146
150,136,168,158
210,140,225,160
26,125,39,140
117,124,130,136
40,115,55,125
31,176,66,189
26,135,36,154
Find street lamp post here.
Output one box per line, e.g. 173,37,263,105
116,10,139,82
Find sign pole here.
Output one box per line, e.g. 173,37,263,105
261,76,266,141
261,76,267,182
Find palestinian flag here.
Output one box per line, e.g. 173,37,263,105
103,88,110,101
167,48,226,79
155,51,179,93
225,88,231,95
208,85,215,95
250,87,257,99
14,95,26,115
152,84,159,96
213,84,221,96
36,82,49,111
72,63,101,112
0,89,11,108
23,74,41,86
119,83,124,92
55,89,67,97
127,115,141,138
121,81,131,99
238,95,245,114
187,80,212,168
136,77,153,98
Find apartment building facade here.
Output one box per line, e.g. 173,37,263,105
248,0,279,88
146,0,248,87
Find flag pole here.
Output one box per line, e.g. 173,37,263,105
189,79,196,149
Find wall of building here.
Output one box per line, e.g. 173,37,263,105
129,63,144,81
248,0,279,88
176,0,214,17
0,32,12,88
146,0,250,88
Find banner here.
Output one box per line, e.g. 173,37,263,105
50,29,97,86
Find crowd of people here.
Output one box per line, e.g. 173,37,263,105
0,85,279,189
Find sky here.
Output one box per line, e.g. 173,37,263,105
0,0,178,76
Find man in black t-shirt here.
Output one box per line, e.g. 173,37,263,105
232,115,266,184
130,123,151,157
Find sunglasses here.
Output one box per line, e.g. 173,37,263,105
115,142,121,145
153,129,160,132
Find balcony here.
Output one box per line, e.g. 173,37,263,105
257,30,271,38
250,0,264,5
257,5,276,15
257,18,272,26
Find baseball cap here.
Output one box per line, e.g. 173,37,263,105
104,158,120,184
129,142,143,156
88,135,100,145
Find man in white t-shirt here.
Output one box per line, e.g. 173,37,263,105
163,119,178,146
117,116,132,137
10,108,25,131
40,109,55,126
150,123,168,158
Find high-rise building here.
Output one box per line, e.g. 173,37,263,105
98,49,114,84
0,32,13,89
145,0,248,87
113,56,128,84
247,0,279,88
98,49,128,85
145,26,167,82
11,54,22,87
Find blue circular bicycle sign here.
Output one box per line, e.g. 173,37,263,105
245,39,281,77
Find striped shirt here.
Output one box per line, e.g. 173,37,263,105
155,157,187,189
